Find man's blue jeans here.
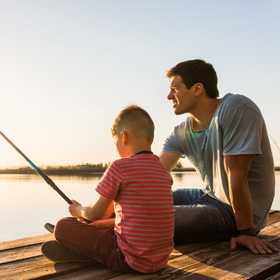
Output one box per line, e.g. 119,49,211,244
173,188,237,242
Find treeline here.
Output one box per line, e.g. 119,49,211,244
1,163,279,175
0,163,110,175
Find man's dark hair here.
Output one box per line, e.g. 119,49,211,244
167,59,219,98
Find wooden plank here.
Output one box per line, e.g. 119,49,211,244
0,234,54,251
109,245,242,280
266,271,280,280
266,211,280,226
170,241,218,259
0,256,100,280
109,236,280,280
163,237,280,280
0,243,42,264
0,234,99,280
0,211,279,280
32,266,124,280
259,220,280,237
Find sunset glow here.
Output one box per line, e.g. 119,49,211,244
0,1,280,168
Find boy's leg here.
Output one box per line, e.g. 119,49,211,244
173,189,237,242
54,217,134,272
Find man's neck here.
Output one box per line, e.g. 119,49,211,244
191,98,221,131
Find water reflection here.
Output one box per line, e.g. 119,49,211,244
173,172,184,180
0,172,279,242
171,172,204,190
0,173,103,182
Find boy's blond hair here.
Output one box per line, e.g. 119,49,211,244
111,105,154,142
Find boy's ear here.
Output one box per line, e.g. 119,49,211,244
120,131,128,145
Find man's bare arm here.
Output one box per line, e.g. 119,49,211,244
159,152,181,172
224,154,278,254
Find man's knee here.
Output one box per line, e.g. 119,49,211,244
173,188,205,205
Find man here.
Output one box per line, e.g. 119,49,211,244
160,59,278,254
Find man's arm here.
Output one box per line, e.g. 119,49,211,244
224,154,278,254
159,151,181,172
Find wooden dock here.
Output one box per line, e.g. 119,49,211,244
1,211,280,280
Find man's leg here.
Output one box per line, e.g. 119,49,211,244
53,217,134,272
173,189,236,242
173,188,206,205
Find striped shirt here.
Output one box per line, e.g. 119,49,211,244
95,153,174,273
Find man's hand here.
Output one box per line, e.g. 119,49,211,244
230,235,279,254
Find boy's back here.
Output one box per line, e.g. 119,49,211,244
96,152,174,273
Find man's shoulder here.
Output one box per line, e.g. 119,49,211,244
173,116,191,131
219,93,260,113
220,93,247,105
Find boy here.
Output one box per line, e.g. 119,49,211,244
41,105,175,273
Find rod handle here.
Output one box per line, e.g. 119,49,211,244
36,169,92,224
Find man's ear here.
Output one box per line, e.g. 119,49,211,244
193,83,204,96
120,131,128,145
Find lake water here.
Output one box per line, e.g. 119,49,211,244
0,172,279,242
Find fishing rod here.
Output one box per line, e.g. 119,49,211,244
0,131,73,204
0,131,92,224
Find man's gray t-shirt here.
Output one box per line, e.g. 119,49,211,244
162,93,275,230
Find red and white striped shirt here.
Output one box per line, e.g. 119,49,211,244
96,153,174,273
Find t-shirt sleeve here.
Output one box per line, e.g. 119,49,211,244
95,161,122,200
220,104,263,156
162,127,185,156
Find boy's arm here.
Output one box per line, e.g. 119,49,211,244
90,218,115,227
100,200,115,219
89,200,115,226
69,196,113,222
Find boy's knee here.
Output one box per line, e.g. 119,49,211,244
54,217,76,239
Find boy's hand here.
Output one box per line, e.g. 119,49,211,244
68,199,83,219
68,196,113,222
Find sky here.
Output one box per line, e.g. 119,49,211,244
0,0,280,168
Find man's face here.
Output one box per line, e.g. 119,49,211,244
168,75,196,115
